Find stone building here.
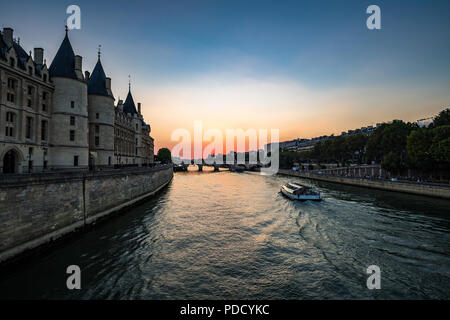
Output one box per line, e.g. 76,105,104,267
114,89,154,166
0,27,154,173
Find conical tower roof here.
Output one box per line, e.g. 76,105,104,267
88,58,112,97
49,28,77,79
123,89,137,114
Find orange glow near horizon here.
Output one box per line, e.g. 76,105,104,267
132,76,448,154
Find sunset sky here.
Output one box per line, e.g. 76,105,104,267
2,0,450,152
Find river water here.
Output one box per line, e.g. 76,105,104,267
1,171,450,299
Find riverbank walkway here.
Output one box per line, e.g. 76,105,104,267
278,169,450,199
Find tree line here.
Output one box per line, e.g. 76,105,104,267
280,108,450,179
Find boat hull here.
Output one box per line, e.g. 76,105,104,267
280,186,322,201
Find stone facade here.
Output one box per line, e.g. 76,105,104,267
114,99,154,166
0,27,154,173
0,164,173,263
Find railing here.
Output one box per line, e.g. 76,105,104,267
286,168,450,188
0,163,173,184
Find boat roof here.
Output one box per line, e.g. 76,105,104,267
282,185,297,193
288,182,310,189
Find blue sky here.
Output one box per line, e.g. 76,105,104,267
2,0,450,148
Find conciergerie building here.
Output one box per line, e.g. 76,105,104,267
0,26,154,173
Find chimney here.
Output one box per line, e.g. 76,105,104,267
138,103,141,114
3,28,13,47
84,71,90,81
105,77,111,90
34,48,44,65
74,55,82,71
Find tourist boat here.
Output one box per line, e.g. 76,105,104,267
280,182,322,201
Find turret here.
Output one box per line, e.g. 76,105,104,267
87,46,115,166
48,26,89,170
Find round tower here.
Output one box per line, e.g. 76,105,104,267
87,48,115,167
48,27,89,170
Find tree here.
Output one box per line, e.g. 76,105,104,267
406,122,450,179
157,148,172,164
382,151,402,175
406,128,433,170
430,108,450,128
430,126,450,178
345,133,368,164
431,137,450,163
366,120,415,168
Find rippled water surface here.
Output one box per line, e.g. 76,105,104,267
1,171,450,299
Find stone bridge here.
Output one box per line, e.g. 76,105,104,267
173,159,263,172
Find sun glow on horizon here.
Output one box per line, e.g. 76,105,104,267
137,75,448,153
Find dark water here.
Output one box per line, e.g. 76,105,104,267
1,171,450,299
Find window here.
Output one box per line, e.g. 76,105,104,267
5,112,15,137
28,99,32,108
43,160,48,170
28,66,33,76
70,130,75,141
42,103,47,112
28,147,33,156
43,92,47,100
74,156,79,167
5,126,13,137
27,86,33,95
95,136,100,146
7,78,15,89
43,74,47,82
41,120,47,141
70,116,75,126
108,157,111,166
26,117,33,139
96,113,99,119
95,125,99,133
71,101,75,108
7,92,15,103
9,58,15,67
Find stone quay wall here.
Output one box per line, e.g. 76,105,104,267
0,165,173,263
278,169,450,199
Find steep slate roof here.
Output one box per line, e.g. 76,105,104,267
88,59,112,97
0,31,46,76
49,31,77,79
0,32,30,67
123,90,138,114
0,35,29,68
12,41,29,68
